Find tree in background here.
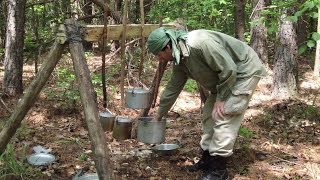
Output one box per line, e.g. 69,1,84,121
297,0,309,47
250,0,269,65
272,7,298,98
288,0,320,77
235,0,246,41
82,0,94,50
3,0,27,96
0,2,6,60
313,4,320,77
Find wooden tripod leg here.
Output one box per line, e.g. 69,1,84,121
66,19,113,180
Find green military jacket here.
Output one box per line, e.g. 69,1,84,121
157,30,267,117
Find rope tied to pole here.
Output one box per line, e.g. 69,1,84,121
64,23,85,43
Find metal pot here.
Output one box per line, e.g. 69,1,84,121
137,117,166,144
112,116,132,140
99,112,116,132
125,88,150,109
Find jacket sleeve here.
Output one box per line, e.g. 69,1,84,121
201,40,237,101
157,64,188,118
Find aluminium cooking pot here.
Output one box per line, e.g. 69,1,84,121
125,88,150,109
99,111,116,132
137,117,166,144
112,116,132,140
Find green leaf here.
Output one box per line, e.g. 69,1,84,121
311,12,318,18
298,44,308,55
307,40,316,48
294,10,304,17
312,32,320,41
183,79,198,93
268,5,278,9
219,0,227,5
304,1,315,9
287,16,298,22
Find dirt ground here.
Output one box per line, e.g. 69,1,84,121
0,56,320,180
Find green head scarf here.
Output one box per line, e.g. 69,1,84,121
147,27,187,65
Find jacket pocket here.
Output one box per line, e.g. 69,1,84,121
224,90,251,115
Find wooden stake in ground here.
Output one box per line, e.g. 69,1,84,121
120,0,129,106
140,60,168,117
0,41,65,154
138,0,146,79
65,19,113,179
101,6,109,108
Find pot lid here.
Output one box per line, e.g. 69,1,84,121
126,88,150,94
99,112,115,117
116,116,132,123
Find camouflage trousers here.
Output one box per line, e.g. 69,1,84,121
200,76,261,157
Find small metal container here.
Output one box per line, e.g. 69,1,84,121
112,116,132,140
125,88,150,109
99,111,116,132
152,143,180,155
137,117,166,144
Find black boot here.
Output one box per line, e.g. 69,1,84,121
185,150,210,172
198,156,229,180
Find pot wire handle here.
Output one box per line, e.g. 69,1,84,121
127,58,148,90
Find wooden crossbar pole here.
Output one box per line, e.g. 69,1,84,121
84,24,175,42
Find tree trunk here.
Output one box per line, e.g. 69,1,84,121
70,0,81,19
143,0,152,22
0,2,6,51
297,0,309,46
314,6,320,77
0,40,65,155
112,0,122,50
234,0,246,41
133,0,139,23
3,0,27,96
82,0,93,51
250,0,268,65
31,5,39,73
65,19,113,179
114,0,121,12
91,0,121,23
272,9,298,99
61,0,71,19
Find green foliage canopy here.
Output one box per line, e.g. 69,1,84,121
148,0,235,34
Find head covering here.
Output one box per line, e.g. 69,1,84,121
147,27,187,65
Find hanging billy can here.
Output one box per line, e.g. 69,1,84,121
137,117,166,144
125,88,150,109
112,116,133,140
99,112,116,132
